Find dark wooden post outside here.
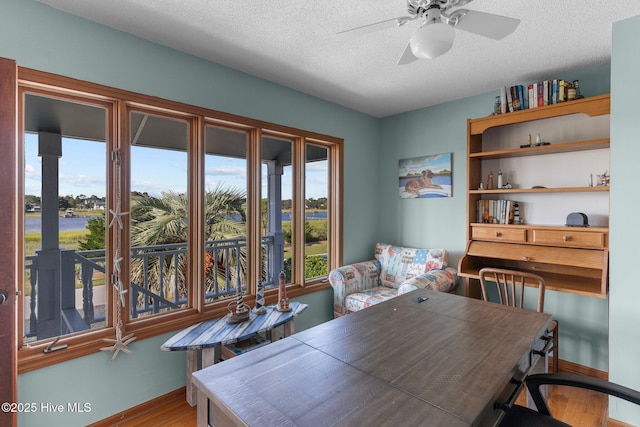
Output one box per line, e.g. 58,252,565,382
35,131,63,339
266,160,285,285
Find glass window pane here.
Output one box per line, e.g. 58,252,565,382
262,136,293,285
204,125,248,303
23,94,108,342
129,111,189,318
305,144,329,280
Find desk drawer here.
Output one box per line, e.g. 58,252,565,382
466,241,606,269
529,229,606,248
472,226,526,243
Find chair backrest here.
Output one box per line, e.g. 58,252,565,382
478,267,546,313
500,373,640,426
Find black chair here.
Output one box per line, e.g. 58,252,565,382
500,373,640,427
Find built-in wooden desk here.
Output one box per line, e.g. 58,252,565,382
192,291,551,426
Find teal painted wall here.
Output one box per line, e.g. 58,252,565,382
3,0,637,424
609,14,640,425
2,1,371,425
15,290,333,426
379,65,612,372
17,334,185,426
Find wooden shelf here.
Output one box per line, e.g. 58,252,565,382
470,186,609,195
469,94,611,135
469,223,609,232
462,94,610,299
469,138,610,160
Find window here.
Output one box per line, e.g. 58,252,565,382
128,110,191,319
21,90,111,344
203,124,248,303
262,135,293,283
304,143,330,280
17,68,342,371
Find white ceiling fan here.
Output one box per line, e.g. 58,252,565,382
338,0,520,64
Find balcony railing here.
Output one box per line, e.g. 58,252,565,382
24,235,280,341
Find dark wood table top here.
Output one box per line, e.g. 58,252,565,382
192,290,551,426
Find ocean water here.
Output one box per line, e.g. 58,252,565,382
25,216,97,233
25,211,327,233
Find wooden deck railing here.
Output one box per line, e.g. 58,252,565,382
24,235,278,340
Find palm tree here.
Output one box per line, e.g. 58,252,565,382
130,184,247,306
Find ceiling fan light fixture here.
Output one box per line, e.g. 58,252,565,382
410,22,455,59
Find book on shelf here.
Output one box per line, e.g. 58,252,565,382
543,80,549,106
519,85,527,111
511,86,520,111
499,79,573,114
506,85,514,112
537,82,544,107
477,199,516,224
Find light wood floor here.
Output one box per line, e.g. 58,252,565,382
515,384,610,426
117,384,611,427
117,397,196,427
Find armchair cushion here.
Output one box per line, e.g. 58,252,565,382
375,242,449,288
344,286,398,313
329,243,458,317
397,267,458,295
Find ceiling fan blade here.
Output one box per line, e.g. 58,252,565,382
451,9,520,40
397,41,418,65
337,16,416,39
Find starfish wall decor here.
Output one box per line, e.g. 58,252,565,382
100,328,136,362
101,149,136,362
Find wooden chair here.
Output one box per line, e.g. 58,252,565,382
479,267,558,373
500,373,640,426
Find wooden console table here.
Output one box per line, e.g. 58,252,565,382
192,291,551,426
161,301,307,405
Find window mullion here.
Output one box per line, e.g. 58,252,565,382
292,137,306,286
329,143,343,270
118,103,131,326
246,128,262,294
190,116,205,312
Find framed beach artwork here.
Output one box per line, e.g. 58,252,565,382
399,153,452,199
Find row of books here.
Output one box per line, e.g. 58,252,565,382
499,80,577,114
477,199,518,224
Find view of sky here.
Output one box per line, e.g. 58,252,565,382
24,134,328,200
398,152,452,177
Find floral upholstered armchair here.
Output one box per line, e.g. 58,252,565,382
328,242,458,317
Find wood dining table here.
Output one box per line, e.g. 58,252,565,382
192,289,552,426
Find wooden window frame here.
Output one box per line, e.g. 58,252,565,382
17,68,343,373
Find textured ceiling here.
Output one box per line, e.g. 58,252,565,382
36,0,640,117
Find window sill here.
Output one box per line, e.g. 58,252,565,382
18,282,331,373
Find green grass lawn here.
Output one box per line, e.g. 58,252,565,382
25,229,89,256
24,229,96,296
305,241,327,256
